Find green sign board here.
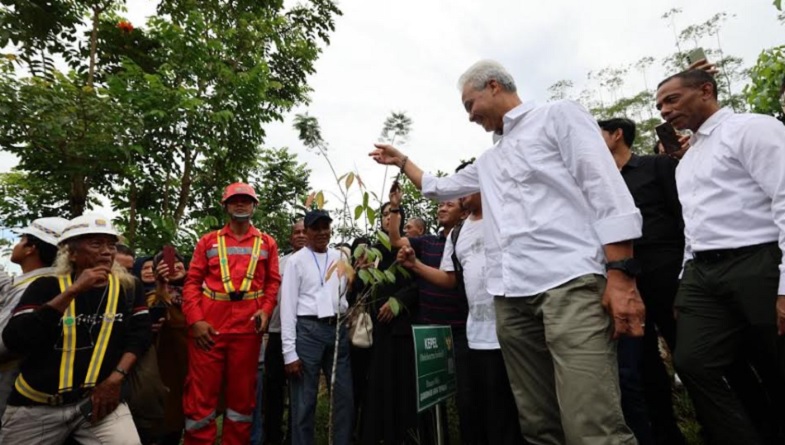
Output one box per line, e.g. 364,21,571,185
412,325,456,412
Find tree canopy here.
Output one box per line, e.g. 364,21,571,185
0,0,342,254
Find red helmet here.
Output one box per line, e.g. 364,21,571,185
221,182,259,204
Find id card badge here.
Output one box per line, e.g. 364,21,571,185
316,286,335,318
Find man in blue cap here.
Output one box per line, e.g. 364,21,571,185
279,209,353,445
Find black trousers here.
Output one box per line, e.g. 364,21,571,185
674,242,785,445
264,332,287,444
635,247,686,445
466,348,526,445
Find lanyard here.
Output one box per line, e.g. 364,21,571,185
310,248,329,287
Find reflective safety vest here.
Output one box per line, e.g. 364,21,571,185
213,231,263,298
14,274,121,404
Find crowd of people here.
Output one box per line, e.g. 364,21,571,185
0,57,783,445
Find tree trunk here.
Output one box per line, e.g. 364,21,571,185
162,168,171,216
70,174,88,217
173,145,195,227
87,6,102,88
128,181,138,246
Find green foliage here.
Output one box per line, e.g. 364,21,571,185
252,148,312,252
0,0,341,255
380,112,413,145
0,0,87,80
744,46,785,120
397,174,444,234
0,170,78,227
0,63,140,217
570,9,752,155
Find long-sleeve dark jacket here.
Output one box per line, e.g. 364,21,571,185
2,275,151,406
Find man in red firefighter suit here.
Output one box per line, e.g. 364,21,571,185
182,182,281,445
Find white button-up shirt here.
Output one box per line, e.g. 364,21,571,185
676,108,785,294
422,100,642,297
280,247,348,364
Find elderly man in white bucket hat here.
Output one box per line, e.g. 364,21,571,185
0,216,69,417
0,213,151,445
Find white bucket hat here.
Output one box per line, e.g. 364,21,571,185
59,213,120,244
12,217,69,247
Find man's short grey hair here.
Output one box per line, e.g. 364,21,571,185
458,60,517,92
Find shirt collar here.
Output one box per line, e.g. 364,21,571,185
695,107,733,137
12,266,55,287
623,153,642,169
501,101,537,135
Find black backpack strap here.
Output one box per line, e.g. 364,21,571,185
450,221,465,293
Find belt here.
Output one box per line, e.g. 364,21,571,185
298,315,344,326
15,373,86,406
202,289,264,302
692,242,777,264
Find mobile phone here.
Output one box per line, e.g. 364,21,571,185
78,397,93,420
254,314,263,332
687,47,707,65
655,122,682,155
162,245,176,277
390,179,401,194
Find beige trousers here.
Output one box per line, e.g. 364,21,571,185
0,401,141,444
494,274,636,445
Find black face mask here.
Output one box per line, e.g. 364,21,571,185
225,204,256,222
230,212,252,222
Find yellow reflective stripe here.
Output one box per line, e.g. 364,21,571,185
83,274,120,388
11,274,51,289
217,232,236,294
58,275,76,393
15,373,51,404
239,236,262,293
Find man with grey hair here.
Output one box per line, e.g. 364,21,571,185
403,217,426,237
370,60,642,445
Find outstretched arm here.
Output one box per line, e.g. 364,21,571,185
370,144,480,200
370,144,424,189
397,245,457,289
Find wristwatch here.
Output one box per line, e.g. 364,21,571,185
605,258,642,278
389,208,401,214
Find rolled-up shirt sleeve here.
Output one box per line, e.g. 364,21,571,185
550,100,642,245
421,163,481,202
738,118,785,294
280,257,300,365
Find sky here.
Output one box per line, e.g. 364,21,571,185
130,0,781,205
0,0,782,268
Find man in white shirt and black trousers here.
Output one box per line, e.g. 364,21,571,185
280,210,353,445
657,69,785,445
371,60,644,445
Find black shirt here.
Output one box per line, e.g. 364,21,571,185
3,275,151,406
409,233,468,328
620,154,684,250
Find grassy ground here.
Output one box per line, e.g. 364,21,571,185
674,385,704,444
211,378,703,445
